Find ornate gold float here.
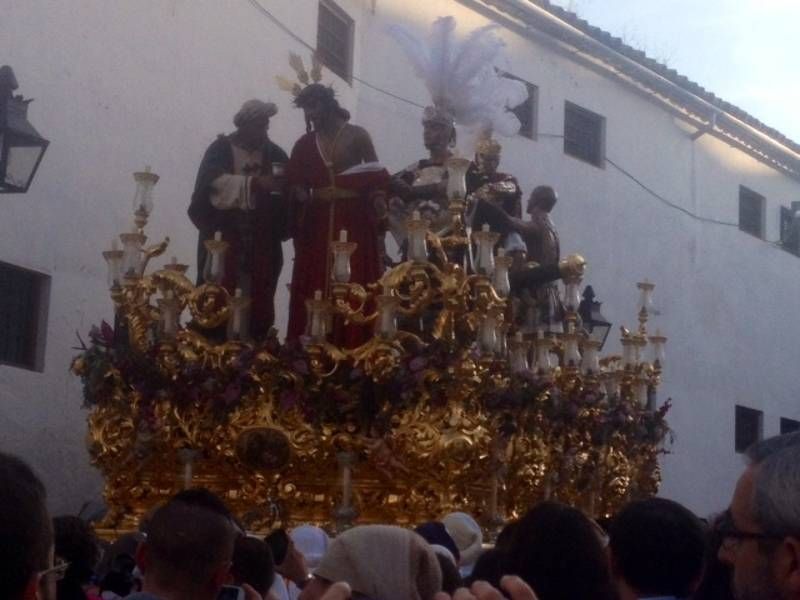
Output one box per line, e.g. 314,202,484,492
72,166,671,537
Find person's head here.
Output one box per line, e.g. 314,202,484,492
99,551,137,599
693,512,735,600
434,551,461,595
467,548,505,589
475,136,501,176
294,84,350,132
291,525,331,570
300,525,442,600
422,106,455,155
495,520,519,552
442,512,484,571
718,431,800,600
610,497,706,599
53,515,99,599
505,501,618,600
0,452,54,600
526,186,557,215
231,536,275,598
233,99,277,149
415,521,460,565
135,499,237,600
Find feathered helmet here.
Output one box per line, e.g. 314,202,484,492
388,16,528,137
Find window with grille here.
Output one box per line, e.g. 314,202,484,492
564,101,605,167
780,205,799,254
500,73,537,140
738,186,765,239
735,405,763,453
317,0,354,82
780,417,800,435
0,261,49,370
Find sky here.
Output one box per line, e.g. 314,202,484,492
548,0,800,144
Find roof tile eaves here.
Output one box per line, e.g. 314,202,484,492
522,0,800,153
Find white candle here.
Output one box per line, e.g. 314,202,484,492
482,223,490,232
314,289,322,300
412,210,421,220
214,231,222,241
339,229,348,243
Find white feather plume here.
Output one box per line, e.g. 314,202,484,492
387,16,528,137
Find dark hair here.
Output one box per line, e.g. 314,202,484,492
143,500,237,595
435,553,462,594
0,452,52,600
529,186,557,212
99,550,137,597
264,528,290,565
232,536,275,596
495,520,519,552
414,522,460,563
467,548,505,589
609,498,706,598
170,487,234,519
692,513,734,600
54,515,100,599
294,83,350,132
95,531,144,579
504,501,618,600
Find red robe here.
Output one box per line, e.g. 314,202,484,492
286,132,389,347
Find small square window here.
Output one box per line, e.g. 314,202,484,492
564,101,605,167
739,186,765,239
0,261,50,371
500,73,537,140
317,0,354,82
735,405,763,453
780,417,800,435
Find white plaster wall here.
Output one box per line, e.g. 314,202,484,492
1,0,798,518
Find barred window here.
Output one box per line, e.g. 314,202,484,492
317,0,354,82
780,205,799,254
781,417,800,435
0,261,49,370
735,405,763,453
564,101,605,167
739,186,765,239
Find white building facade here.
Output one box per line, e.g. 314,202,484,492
1,0,799,518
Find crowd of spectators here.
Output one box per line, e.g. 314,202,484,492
4,430,800,600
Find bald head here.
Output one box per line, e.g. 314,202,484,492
138,500,237,599
527,186,557,214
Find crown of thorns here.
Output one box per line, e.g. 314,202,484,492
276,52,325,98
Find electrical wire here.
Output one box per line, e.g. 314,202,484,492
245,0,424,108
243,0,791,251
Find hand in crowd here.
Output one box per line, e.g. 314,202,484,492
435,577,539,600
319,581,353,600
276,539,310,586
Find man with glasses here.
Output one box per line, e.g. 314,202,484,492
0,452,57,600
718,431,800,600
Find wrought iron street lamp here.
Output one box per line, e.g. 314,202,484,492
0,66,49,194
579,285,612,350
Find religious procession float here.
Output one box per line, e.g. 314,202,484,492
71,17,671,537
